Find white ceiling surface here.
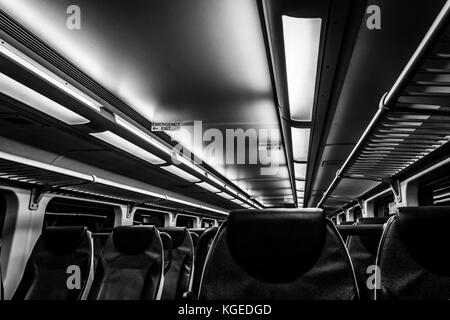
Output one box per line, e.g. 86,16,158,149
0,0,293,205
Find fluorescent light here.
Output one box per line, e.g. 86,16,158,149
195,182,221,193
296,180,305,191
173,152,206,176
251,200,263,209
231,199,245,206
217,192,235,200
225,186,239,197
0,73,89,125
297,191,305,198
207,174,226,189
90,131,165,165
291,127,310,162
237,193,249,202
282,16,321,121
161,165,200,183
294,163,307,180
201,204,229,216
0,39,102,112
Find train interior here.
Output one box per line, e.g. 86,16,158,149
0,0,449,301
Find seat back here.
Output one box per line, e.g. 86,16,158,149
158,227,194,300
336,221,355,243
92,232,110,271
345,217,388,299
199,209,359,300
160,232,173,273
13,226,94,300
193,226,218,298
1,241,3,300
190,232,200,250
88,226,164,300
376,206,450,300
189,228,206,238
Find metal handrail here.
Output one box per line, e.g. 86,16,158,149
317,0,450,209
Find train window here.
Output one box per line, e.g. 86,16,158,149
44,198,116,233
201,218,215,228
133,210,166,227
373,193,395,217
419,166,450,206
176,215,195,228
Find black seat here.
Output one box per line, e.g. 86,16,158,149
376,206,450,300
199,209,359,300
344,217,388,300
160,232,173,273
338,221,355,225
92,232,110,271
158,227,194,300
1,240,3,300
189,228,206,238
336,221,355,243
190,232,200,250
88,226,164,300
13,226,94,300
193,226,218,298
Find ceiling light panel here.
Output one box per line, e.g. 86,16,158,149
282,16,321,121
0,72,89,125
195,182,221,193
296,180,305,191
217,192,235,200
0,39,102,112
161,165,201,183
294,163,307,180
90,131,165,165
291,127,310,162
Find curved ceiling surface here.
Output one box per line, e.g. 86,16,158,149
0,0,293,207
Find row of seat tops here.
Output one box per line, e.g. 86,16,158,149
12,225,197,300
199,206,450,300
10,206,450,300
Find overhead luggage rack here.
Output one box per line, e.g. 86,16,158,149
0,151,228,216
317,1,450,210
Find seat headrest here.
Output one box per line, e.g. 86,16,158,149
112,226,157,255
338,221,354,226
226,209,326,283
357,217,389,225
398,206,450,276
158,227,189,248
189,228,206,237
42,226,89,255
200,226,218,241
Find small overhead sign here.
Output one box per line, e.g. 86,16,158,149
151,121,181,132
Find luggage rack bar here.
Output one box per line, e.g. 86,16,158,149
0,151,228,215
317,0,450,210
